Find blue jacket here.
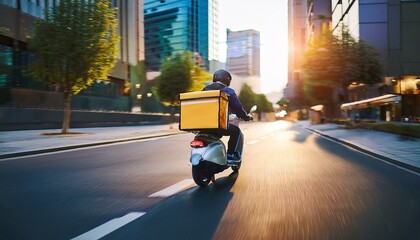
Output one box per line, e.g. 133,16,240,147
203,82,249,120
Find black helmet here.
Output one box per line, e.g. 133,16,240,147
213,69,232,86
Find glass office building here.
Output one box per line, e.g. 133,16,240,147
226,29,260,76
0,0,57,92
144,0,218,71
331,0,420,121
0,0,145,111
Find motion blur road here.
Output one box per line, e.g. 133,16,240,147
1,121,419,240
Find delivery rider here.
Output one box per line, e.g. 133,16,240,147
202,69,253,161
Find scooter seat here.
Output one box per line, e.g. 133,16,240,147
195,132,223,139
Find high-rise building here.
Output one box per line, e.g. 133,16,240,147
306,0,331,44
284,0,331,107
284,0,309,110
0,0,145,112
143,0,218,71
226,29,260,76
332,0,419,121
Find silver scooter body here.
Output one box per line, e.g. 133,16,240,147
190,114,242,167
189,105,256,186
190,133,240,167
190,136,227,166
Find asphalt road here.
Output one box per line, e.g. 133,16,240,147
1,121,419,240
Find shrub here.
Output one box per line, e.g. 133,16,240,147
365,122,420,138
360,119,377,123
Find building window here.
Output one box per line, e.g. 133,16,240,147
0,0,17,7
0,45,13,87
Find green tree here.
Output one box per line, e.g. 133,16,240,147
256,94,274,113
302,24,383,119
302,29,343,89
238,84,257,113
189,63,212,92
154,52,210,128
349,40,384,85
276,99,289,107
29,0,118,133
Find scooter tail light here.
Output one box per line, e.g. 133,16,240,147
190,139,208,148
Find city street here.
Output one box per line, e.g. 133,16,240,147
1,121,419,240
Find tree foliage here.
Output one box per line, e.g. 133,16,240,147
348,40,384,85
153,52,210,128
303,24,383,89
256,94,274,113
238,84,273,113
29,0,119,133
189,63,212,92
301,24,384,118
276,99,289,107
238,84,257,113
154,53,192,106
302,30,343,88
154,52,209,106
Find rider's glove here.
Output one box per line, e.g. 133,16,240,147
244,115,253,121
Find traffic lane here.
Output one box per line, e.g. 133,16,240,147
98,124,420,239
0,123,269,240
80,122,292,240
68,124,274,240
214,126,420,239
240,120,292,141
310,130,420,238
104,173,238,240
98,124,308,239
0,134,194,240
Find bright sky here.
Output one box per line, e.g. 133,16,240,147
218,0,288,94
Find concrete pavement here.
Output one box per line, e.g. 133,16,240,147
298,121,420,173
0,124,185,159
0,121,419,173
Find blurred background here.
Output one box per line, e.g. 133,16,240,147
0,0,419,130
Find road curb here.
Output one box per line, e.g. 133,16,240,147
306,128,420,174
0,131,186,160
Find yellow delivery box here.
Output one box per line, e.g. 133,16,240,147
179,90,229,131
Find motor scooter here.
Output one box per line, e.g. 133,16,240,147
189,105,257,187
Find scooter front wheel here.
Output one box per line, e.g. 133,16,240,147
192,165,211,187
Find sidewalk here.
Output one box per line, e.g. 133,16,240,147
0,121,419,173
0,124,185,159
298,121,420,173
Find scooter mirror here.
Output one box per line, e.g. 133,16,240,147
250,105,257,113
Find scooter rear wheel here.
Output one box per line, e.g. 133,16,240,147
192,165,211,187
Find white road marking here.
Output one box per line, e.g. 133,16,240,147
307,129,420,176
0,136,169,162
71,179,194,239
246,140,259,145
149,179,194,198
71,212,145,240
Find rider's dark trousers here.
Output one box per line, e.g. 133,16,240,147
203,123,244,156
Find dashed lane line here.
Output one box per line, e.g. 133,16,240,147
246,140,260,145
70,133,275,239
148,179,195,198
72,179,194,239
71,212,145,240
